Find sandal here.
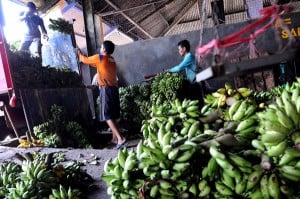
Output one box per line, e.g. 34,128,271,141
115,138,127,149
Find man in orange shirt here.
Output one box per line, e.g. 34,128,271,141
78,40,126,149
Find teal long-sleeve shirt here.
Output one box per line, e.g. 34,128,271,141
169,52,196,83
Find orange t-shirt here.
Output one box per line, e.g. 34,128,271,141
79,54,118,87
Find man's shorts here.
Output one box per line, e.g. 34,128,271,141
99,86,120,121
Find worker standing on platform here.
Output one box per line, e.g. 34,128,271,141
19,2,48,58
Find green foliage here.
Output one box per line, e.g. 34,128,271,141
8,50,83,88
33,105,92,148
8,40,21,51
48,18,73,35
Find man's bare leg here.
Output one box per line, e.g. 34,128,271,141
106,119,125,144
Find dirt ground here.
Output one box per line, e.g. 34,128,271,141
0,138,140,199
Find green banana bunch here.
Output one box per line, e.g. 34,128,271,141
278,147,300,166
49,185,80,199
20,159,49,181
0,161,21,191
279,165,300,182
0,161,21,175
7,180,37,199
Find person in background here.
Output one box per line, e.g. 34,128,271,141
167,39,196,83
19,2,48,58
167,39,204,104
78,40,126,149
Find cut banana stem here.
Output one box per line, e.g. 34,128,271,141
260,154,272,171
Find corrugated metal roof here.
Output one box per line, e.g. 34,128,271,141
21,0,300,41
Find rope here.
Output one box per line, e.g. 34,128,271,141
196,4,294,57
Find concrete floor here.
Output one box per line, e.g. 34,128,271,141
0,138,140,199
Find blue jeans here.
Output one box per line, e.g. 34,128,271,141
19,38,42,57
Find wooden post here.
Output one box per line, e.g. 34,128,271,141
3,105,20,138
99,16,105,42
82,0,98,55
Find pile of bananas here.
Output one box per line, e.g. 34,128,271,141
102,79,300,199
256,90,300,158
8,50,83,89
150,72,186,105
0,152,93,199
49,185,80,199
119,73,193,132
119,84,151,127
17,137,44,148
33,105,92,148
204,83,253,109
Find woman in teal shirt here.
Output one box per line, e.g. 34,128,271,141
168,40,196,83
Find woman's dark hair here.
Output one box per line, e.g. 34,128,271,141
103,40,115,55
178,40,190,52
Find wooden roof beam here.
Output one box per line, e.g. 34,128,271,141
161,0,197,36
103,0,153,39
